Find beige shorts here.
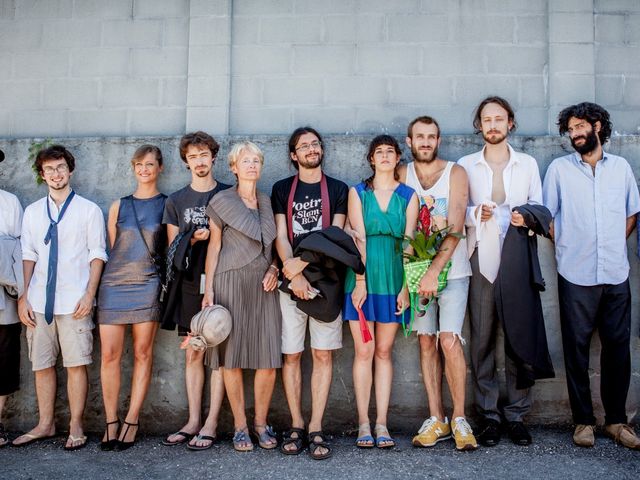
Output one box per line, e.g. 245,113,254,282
26,312,94,371
279,291,342,354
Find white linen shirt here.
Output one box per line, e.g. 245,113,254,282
21,193,107,315
457,144,542,257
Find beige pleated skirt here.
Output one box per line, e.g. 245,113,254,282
205,255,282,370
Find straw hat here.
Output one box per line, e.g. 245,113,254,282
188,305,232,351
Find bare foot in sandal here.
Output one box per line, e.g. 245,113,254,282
281,427,305,455
232,427,254,452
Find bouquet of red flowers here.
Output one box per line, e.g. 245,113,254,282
401,204,461,336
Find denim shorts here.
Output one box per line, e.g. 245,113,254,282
412,277,469,338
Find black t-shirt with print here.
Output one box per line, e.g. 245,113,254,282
162,182,231,293
162,182,231,233
271,174,348,250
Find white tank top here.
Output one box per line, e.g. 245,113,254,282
405,162,471,279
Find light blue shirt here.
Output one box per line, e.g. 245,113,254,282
543,151,640,286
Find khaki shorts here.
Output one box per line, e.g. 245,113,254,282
26,312,94,371
279,291,342,354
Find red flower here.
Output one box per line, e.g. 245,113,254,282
418,204,431,233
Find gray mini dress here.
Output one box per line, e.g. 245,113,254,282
97,194,167,325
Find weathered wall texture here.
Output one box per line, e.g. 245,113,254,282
0,134,639,433
0,0,639,138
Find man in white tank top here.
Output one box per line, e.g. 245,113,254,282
398,116,477,451
458,96,542,448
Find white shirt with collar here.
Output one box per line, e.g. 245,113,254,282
21,192,108,315
457,143,542,258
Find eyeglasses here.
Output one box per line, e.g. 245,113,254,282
296,141,321,152
42,164,69,175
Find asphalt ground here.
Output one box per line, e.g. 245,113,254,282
1,425,639,480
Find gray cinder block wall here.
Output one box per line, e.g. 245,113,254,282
0,0,639,432
0,1,639,138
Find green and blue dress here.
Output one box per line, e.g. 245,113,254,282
343,182,414,324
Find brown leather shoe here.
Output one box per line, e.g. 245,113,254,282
572,424,595,447
604,424,640,450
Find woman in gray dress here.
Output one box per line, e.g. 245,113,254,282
202,141,282,452
97,145,166,451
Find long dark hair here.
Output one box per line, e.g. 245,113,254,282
557,102,612,145
364,135,401,190
288,126,323,170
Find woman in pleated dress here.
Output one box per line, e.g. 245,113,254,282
202,141,281,452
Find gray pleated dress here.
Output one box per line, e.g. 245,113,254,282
97,194,166,324
204,188,282,370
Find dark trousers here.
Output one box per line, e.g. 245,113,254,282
469,250,532,423
557,275,631,425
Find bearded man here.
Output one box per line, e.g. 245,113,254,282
543,102,640,450
458,97,543,446
399,116,477,451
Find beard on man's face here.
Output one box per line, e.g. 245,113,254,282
482,129,508,145
297,152,323,169
571,128,599,155
411,144,438,163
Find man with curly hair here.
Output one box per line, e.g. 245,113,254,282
543,102,640,450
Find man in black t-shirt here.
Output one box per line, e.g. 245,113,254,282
272,127,348,459
162,131,230,451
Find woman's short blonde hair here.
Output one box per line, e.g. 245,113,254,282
227,141,264,170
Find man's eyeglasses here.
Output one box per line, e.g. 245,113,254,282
42,164,69,176
296,141,321,152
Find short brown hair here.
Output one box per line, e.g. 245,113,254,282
179,131,220,163
34,145,75,175
472,96,517,134
407,116,441,139
131,144,163,167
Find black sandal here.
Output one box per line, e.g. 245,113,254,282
308,431,332,460
117,421,139,451
280,427,305,455
101,419,120,451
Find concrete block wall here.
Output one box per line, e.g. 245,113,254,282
0,134,639,433
0,0,191,137
0,1,639,139
594,0,640,133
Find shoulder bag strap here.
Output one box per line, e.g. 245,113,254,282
130,197,163,279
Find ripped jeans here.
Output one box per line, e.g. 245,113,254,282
412,276,469,347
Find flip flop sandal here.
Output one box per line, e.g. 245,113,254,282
64,434,88,451
254,424,277,450
374,424,396,449
187,434,217,451
280,428,306,455
308,431,332,460
233,429,254,452
162,431,194,446
356,423,374,448
12,432,57,447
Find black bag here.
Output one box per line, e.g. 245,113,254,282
130,197,168,305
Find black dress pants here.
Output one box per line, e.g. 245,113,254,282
557,275,631,425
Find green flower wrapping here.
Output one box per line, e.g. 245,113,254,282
401,259,452,337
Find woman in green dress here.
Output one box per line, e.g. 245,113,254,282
343,135,419,448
